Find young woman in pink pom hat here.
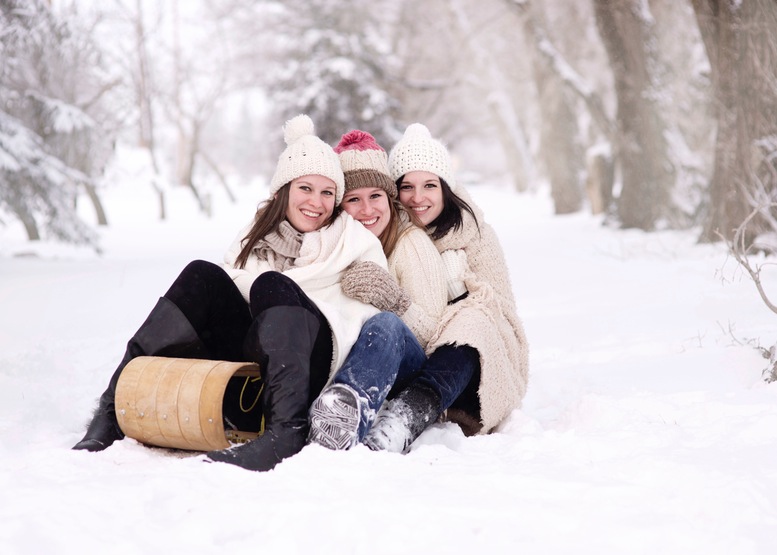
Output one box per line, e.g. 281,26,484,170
306,129,448,450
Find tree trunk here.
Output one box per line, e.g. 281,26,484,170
82,182,108,226
134,0,166,221
521,0,584,214
592,0,675,230
13,205,40,241
178,123,205,211
201,149,237,203
692,0,777,243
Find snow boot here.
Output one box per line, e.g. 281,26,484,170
308,383,360,450
73,296,207,452
206,305,319,472
363,383,441,453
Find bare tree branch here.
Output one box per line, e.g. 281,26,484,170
724,202,777,315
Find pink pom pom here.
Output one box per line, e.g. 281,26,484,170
334,129,384,153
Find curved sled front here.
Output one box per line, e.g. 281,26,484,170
115,356,261,451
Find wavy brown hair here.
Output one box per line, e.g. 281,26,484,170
234,183,341,269
380,199,423,258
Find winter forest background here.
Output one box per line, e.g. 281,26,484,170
4,2,777,552
1,1,777,359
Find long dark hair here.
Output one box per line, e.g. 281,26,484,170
396,176,479,240
234,183,341,269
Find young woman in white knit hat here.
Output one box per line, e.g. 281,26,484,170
73,115,386,472
352,122,530,453
306,129,447,450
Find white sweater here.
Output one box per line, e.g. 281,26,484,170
388,224,447,348
222,212,387,374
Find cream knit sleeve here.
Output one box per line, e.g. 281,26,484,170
388,227,447,348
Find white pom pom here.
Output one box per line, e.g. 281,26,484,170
283,114,314,145
404,123,432,139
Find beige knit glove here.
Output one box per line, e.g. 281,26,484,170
341,262,411,316
440,249,468,301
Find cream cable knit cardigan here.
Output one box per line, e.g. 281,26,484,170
388,222,447,348
426,187,530,435
222,212,387,375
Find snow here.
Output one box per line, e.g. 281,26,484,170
2,170,777,554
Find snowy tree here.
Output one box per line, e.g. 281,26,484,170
259,0,401,147
0,0,113,245
0,111,95,245
447,0,535,193
387,0,537,188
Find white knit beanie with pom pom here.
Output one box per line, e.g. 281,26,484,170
269,114,345,203
388,123,454,187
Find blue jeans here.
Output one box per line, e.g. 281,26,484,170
331,312,426,440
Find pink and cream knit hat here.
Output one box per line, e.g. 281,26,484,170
269,114,345,203
334,130,397,198
388,123,455,187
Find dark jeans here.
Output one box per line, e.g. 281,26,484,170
331,312,427,440
400,343,481,417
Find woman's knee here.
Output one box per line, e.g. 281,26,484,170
364,311,401,330
180,259,223,280
165,260,230,303
361,312,406,340
250,271,309,313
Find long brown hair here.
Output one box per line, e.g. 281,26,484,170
234,183,341,269
380,199,423,258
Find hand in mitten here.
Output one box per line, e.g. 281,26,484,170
341,261,411,316
440,249,468,301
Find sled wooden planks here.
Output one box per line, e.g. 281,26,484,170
115,356,261,451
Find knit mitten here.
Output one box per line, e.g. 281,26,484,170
341,262,411,316
440,249,468,301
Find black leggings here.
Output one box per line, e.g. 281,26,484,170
163,259,251,361
247,269,333,399
164,260,332,396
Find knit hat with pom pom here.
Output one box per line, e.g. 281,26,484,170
388,123,454,187
334,130,397,198
269,114,345,203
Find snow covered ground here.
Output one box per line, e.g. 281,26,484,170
1,171,776,554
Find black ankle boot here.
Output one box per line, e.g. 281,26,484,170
73,297,207,451
207,306,320,471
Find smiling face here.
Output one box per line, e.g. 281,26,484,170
341,187,391,238
285,175,337,233
397,170,444,227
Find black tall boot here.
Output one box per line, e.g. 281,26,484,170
363,384,441,453
206,305,320,472
73,297,207,452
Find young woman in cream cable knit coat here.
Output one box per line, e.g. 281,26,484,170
362,122,530,452
73,115,385,472
306,129,448,449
